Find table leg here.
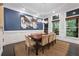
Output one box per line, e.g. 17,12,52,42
36,41,39,55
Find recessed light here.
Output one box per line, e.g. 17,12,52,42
52,11,55,13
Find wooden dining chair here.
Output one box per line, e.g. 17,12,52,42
40,35,49,54
25,35,35,55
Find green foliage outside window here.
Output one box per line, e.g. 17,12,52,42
53,21,59,35
66,18,78,37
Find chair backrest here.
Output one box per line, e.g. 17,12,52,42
49,34,53,43
41,35,48,46
25,35,32,47
53,33,56,40
48,32,56,43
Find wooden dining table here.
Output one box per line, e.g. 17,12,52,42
30,33,42,55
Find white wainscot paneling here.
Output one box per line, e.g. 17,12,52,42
4,30,43,45
57,35,79,44
0,31,3,56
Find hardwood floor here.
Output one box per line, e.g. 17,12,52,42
2,40,79,56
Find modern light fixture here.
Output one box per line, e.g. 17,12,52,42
37,19,42,22
42,20,48,24
44,21,48,24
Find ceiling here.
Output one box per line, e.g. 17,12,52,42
4,3,79,18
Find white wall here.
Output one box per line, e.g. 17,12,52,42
59,12,66,38
48,16,52,33
4,30,43,45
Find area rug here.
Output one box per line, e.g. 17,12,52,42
14,40,70,56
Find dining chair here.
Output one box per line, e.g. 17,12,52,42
40,35,49,54
48,32,56,45
53,33,56,43
25,35,35,55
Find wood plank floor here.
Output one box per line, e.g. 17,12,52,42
2,40,79,56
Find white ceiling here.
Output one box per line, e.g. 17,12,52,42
4,3,79,18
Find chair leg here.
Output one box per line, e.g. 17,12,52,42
25,45,30,56
47,42,49,49
54,40,56,44
25,45,27,50
51,41,54,45
52,40,56,45
25,45,27,55
42,46,44,54
55,40,56,43
47,43,50,49
27,47,30,56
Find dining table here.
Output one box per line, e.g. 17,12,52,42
30,33,42,55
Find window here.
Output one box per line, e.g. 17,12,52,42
52,15,59,35
52,21,59,35
66,18,78,37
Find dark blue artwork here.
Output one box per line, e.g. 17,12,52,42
4,8,43,31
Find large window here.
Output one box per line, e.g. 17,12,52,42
66,18,78,37
52,21,59,35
